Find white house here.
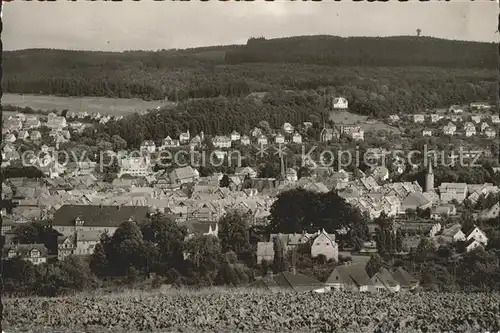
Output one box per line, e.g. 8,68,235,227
140,140,156,154
179,130,190,144
466,226,488,246
465,239,483,252
470,102,491,110
430,114,444,123
285,168,298,182
4,133,16,143
274,133,285,144
282,122,294,134
292,132,302,144
332,97,348,109
470,115,482,124
443,122,456,136
484,127,496,138
413,114,425,123
161,136,180,149
464,124,476,137
230,131,241,142
389,115,400,122
212,136,232,149
490,115,500,124
311,229,338,262
257,135,268,146
240,135,251,145
449,105,463,113
439,183,467,203
422,129,432,137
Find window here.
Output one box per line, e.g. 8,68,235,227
335,276,338,280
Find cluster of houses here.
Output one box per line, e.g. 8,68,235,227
429,223,489,253
389,103,498,139
250,264,419,294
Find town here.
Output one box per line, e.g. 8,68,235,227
1,96,499,294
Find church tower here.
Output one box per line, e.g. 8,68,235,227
425,159,434,192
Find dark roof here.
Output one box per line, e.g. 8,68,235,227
251,271,325,293
391,267,417,288
326,264,373,287
52,205,151,228
4,244,48,257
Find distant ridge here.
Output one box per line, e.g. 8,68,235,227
225,35,496,69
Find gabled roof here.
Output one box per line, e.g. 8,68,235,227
391,267,417,288
326,264,372,287
53,205,151,227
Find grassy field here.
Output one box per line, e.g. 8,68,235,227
329,110,401,135
2,93,169,115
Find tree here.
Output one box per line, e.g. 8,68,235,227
416,28,422,37
219,174,230,188
218,212,252,263
111,134,128,151
395,229,404,253
272,236,288,273
90,243,108,277
415,238,436,262
365,254,384,278
184,235,222,286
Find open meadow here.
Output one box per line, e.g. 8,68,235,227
1,93,168,116
3,288,499,333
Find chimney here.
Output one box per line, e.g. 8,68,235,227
290,266,296,275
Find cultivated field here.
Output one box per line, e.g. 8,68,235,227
3,288,499,332
329,110,401,135
2,93,169,116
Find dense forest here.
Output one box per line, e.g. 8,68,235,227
3,36,496,103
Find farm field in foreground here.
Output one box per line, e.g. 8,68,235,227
3,289,500,333
1,93,167,115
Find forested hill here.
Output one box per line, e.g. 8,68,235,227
226,36,497,68
2,35,496,101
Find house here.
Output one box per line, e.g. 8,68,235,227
389,115,400,122
212,136,232,149
370,268,400,293
160,136,179,149
470,102,491,110
4,133,16,143
251,127,262,138
303,122,313,129
184,221,219,240
422,129,432,137
400,192,432,212
189,135,202,150
470,115,482,124
17,130,29,140
240,135,251,145
179,130,190,144
490,115,500,124
57,236,75,261
439,223,466,243
235,166,258,179
52,205,151,237
29,130,42,141
326,263,373,292
4,244,48,265
230,131,241,142
311,229,338,262
348,126,364,141
3,118,23,132
74,230,103,256
320,128,335,142
391,267,419,292
371,166,389,181
478,202,500,221
480,122,490,132
274,133,285,144
282,122,294,134
118,155,151,177
465,226,488,246
24,115,41,129
15,113,26,122
332,97,348,109
169,166,200,184
465,239,483,252
47,114,67,130
257,241,274,264
443,122,456,136
448,115,462,123
257,135,268,146
285,168,298,182
140,140,156,154
413,114,425,123
430,204,456,220
439,183,467,203
430,114,444,123
449,105,463,114
464,124,476,137
484,127,496,138
250,270,328,293
292,132,302,144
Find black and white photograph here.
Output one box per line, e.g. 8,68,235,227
0,1,499,332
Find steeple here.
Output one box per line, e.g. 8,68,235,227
425,158,434,192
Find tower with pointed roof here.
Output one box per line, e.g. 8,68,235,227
425,159,434,192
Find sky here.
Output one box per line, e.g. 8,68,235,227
2,1,499,51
